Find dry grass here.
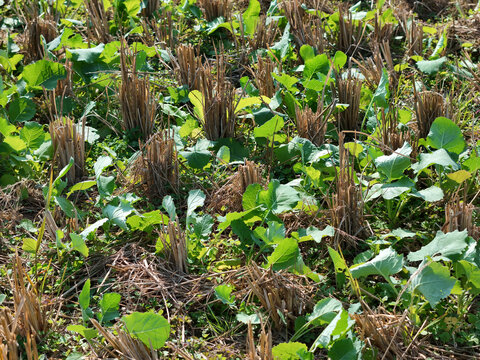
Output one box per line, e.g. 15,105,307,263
18,14,57,62
332,70,363,132
295,97,333,147
49,117,85,185
140,0,160,18
282,0,326,53
442,189,479,239
253,56,278,98
198,0,232,22
356,40,396,91
118,41,157,140
142,10,177,50
195,52,239,140
0,255,50,360
377,108,411,154
209,161,263,213
337,5,365,56
233,262,314,329
140,130,179,199
397,10,423,56
92,319,160,360
83,0,112,44
172,44,202,90
329,134,366,246
158,220,188,273
246,321,272,360
370,13,394,46
414,90,446,139
247,15,279,51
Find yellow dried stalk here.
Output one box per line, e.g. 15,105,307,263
49,117,85,185
371,13,393,46
332,71,363,132
442,190,478,239
209,161,263,213
144,131,179,198
140,0,160,18
247,15,279,51
196,54,238,140
282,0,325,53
0,256,46,360
118,41,157,140
330,134,365,245
159,220,188,273
398,11,423,56
172,44,202,90
255,56,277,98
246,321,273,360
414,90,445,139
142,10,177,49
198,0,231,22
83,0,111,44
337,6,365,56
91,319,159,360
246,263,308,329
378,108,410,153
20,15,57,62
295,97,333,146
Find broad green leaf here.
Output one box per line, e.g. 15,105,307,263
272,342,308,360
68,180,97,196
447,170,471,183
21,59,66,89
407,230,468,262
214,284,235,306
455,260,480,294
258,180,300,214
375,143,412,180
97,175,115,197
94,155,112,178
303,53,329,79
410,186,444,202
67,325,98,340
265,237,300,271
0,117,15,136
162,196,176,221
236,312,261,324
80,218,108,238
307,298,343,324
365,177,415,201
411,148,459,173
350,247,404,280
242,183,262,211
332,51,347,71
55,196,76,218
22,237,38,254
4,135,26,152
98,292,121,323
188,90,204,121
187,189,205,218
68,44,105,63
102,201,134,230
235,96,269,114
410,261,456,307
127,210,169,232
300,45,315,61
79,279,90,310
123,312,170,349
19,122,45,150
344,142,363,158
243,0,261,36
216,145,230,164
304,226,334,243
416,57,447,75
254,115,284,138
328,338,358,360
328,246,347,272
8,97,36,123
312,309,353,350
124,0,141,17
271,23,291,59
272,73,299,92
426,117,466,155
464,154,480,173
179,139,212,169
71,233,89,257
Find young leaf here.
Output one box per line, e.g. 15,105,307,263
426,117,466,155
374,143,412,180
350,247,404,280
21,59,66,89
242,0,261,36
71,233,88,257
123,312,170,349
409,261,456,307
98,292,121,323
411,149,459,173
79,279,91,310
407,230,468,262
214,284,236,306
416,57,447,75
187,189,205,218
272,342,309,360
258,180,300,214
265,237,300,271
8,97,36,123
254,115,284,138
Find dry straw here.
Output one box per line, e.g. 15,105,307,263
254,56,277,98
142,10,177,50
282,0,325,53
49,117,85,185
158,220,188,273
172,44,202,90
118,41,157,140
413,90,445,139
337,5,365,56
246,321,272,360
83,0,112,44
197,0,231,21
332,70,363,132
295,97,333,147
